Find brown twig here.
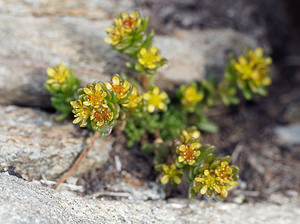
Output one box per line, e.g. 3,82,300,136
52,131,100,189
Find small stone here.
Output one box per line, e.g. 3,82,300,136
275,125,300,145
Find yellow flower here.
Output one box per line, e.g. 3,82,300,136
81,83,107,108
181,129,201,144
71,100,91,127
143,86,168,113
195,162,238,198
234,48,272,87
182,85,203,106
46,62,69,84
138,47,163,69
116,12,141,32
105,76,131,99
195,170,220,196
104,26,125,46
160,164,183,185
123,87,142,108
105,12,141,46
214,162,238,190
90,105,114,128
176,142,201,165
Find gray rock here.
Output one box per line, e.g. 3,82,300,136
155,29,258,87
0,105,113,180
275,125,300,145
283,101,300,123
0,3,259,108
0,173,299,224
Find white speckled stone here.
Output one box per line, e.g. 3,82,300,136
0,105,113,180
0,173,299,224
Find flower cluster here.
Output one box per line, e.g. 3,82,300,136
105,76,131,100
180,128,201,144
44,63,80,121
70,76,133,133
160,164,183,185
105,11,167,72
179,83,203,110
143,86,169,113
105,12,142,46
176,142,201,166
135,46,166,71
194,161,239,198
234,48,272,95
46,62,69,85
104,11,151,57
123,87,142,109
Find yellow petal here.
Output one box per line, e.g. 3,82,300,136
178,145,186,151
170,164,176,170
153,87,159,95
148,64,156,69
162,164,169,172
174,176,182,185
239,56,247,65
160,175,169,185
214,185,221,193
191,142,201,149
112,76,120,85
262,77,271,86
131,87,138,95
104,37,112,44
155,55,162,61
194,177,201,182
221,188,228,197
265,57,272,65
46,68,55,77
148,104,155,113
83,101,91,106
130,12,137,18
188,160,195,165
201,185,208,195
255,48,263,57
83,88,93,95
150,46,158,54
204,170,210,176
95,83,101,93
70,101,77,107
140,48,147,56
160,92,168,100
138,58,145,65
192,131,201,139
106,82,112,90
73,117,81,124
194,151,201,157
121,12,128,19
97,120,104,127
123,81,131,90
143,93,150,100
158,102,166,110
46,79,55,84
178,156,184,163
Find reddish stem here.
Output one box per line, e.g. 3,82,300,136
52,131,100,189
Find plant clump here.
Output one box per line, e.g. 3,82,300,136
45,11,272,200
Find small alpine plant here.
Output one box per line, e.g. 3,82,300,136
45,11,272,200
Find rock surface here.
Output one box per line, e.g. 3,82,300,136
275,125,300,145
0,105,113,180
0,0,259,108
0,173,299,224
